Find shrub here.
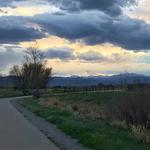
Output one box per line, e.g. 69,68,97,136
32,90,41,99
106,91,150,126
111,120,128,129
131,125,150,144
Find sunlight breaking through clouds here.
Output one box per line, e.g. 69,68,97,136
0,0,150,76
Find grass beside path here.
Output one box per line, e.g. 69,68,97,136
57,91,123,105
0,89,23,98
20,95,150,150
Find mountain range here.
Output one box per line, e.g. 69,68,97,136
1,73,150,88
48,73,150,87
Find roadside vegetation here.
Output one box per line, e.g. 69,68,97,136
20,90,150,150
0,89,23,98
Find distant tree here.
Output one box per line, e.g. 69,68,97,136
0,70,2,77
9,65,23,89
10,42,52,97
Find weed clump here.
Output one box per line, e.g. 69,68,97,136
131,125,150,144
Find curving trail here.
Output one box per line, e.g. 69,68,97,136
0,97,60,150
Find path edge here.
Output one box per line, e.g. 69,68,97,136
11,99,91,150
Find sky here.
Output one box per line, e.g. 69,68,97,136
0,0,150,76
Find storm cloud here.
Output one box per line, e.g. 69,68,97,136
0,0,148,50
48,0,137,16
0,16,46,43
34,12,150,50
44,48,75,60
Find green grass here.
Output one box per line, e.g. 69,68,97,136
57,91,125,105
0,89,23,98
20,97,150,150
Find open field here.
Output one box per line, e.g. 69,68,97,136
0,88,54,98
20,91,150,150
0,89,24,98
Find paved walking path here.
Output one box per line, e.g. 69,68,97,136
0,97,60,150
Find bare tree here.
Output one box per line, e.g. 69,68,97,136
10,65,23,89
10,42,52,97
0,69,3,77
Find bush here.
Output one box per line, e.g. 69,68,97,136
131,125,150,144
22,89,30,96
32,90,41,99
107,91,150,127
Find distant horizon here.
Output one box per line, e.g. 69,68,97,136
1,72,150,78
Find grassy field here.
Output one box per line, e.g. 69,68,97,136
20,91,150,150
0,89,24,98
57,91,124,104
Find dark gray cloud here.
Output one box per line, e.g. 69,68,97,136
0,0,137,16
44,48,134,63
0,16,46,43
44,48,105,62
34,11,108,40
78,51,105,62
84,16,150,50
0,0,148,51
44,48,75,60
44,48,106,62
34,12,150,50
77,51,134,63
48,0,137,16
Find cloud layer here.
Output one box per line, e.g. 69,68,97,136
0,16,45,43
49,0,137,16
0,0,149,51
45,48,75,60
34,11,150,50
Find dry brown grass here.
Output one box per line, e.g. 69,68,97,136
111,120,128,129
39,97,66,108
70,103,106,120
38,96,106,120
131,125,150,144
